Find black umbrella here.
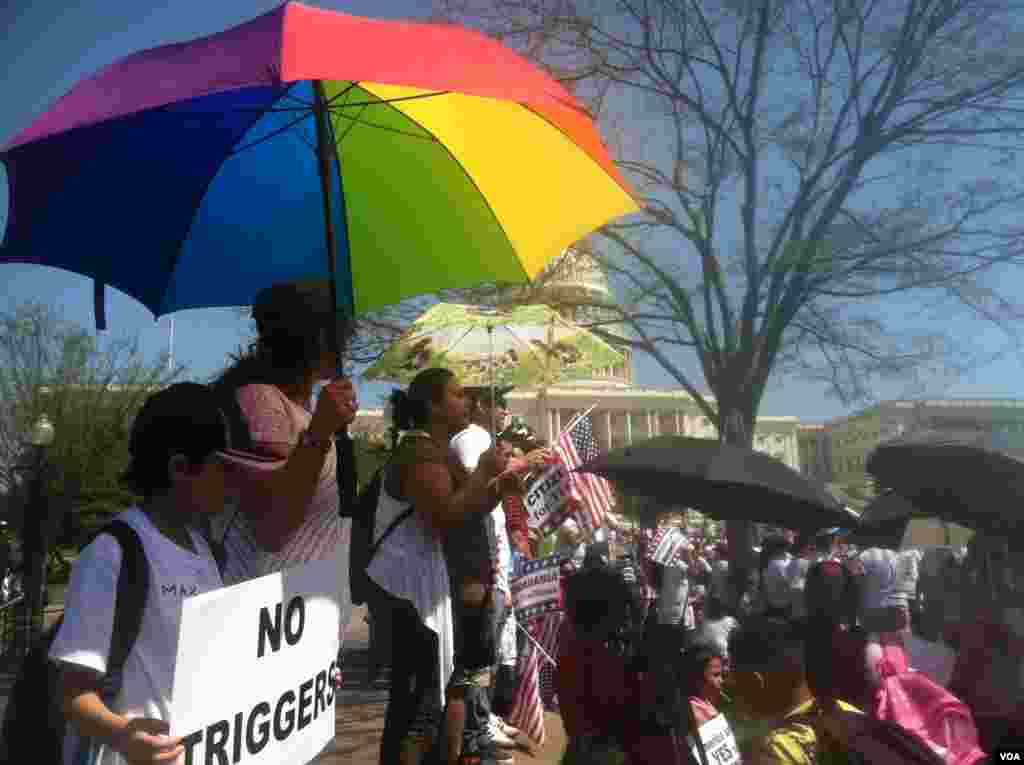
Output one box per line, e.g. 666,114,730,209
866,439,1024,534
576,436,857,531
846,492,920,549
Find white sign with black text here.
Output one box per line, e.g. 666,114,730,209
688,713,741,765
170,555,343,765
524,462,572,533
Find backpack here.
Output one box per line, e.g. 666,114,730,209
348,468,413,607
0,520,149,765
873,641,987,765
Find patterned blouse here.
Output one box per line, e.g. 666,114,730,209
215,384,352,635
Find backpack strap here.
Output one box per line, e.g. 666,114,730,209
99,520,150,676
368,489,414,562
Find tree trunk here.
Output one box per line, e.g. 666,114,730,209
717,404,758,611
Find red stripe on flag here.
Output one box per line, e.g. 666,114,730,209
554,415,614,531
508,613,562,745
508,641,546,744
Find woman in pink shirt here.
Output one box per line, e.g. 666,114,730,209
211,282,358,595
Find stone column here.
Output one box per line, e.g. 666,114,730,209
625,412,633,444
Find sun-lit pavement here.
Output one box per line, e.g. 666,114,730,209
313,606,567,764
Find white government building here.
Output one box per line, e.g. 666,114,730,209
353,250,803,469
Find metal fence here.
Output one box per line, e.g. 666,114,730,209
0,596,24,660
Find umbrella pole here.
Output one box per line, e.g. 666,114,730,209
313,80,344,376
489,323,497,436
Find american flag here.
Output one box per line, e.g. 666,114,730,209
555,414,615,532
507,612,562,746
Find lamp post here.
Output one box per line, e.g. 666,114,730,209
18,415,55,654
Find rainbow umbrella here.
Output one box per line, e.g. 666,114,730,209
0,2,638,353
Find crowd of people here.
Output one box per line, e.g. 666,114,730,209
27,281,560,765
553,516,1024,764
14,280,1024,765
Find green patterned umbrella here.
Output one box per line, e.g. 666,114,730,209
364,303,625,386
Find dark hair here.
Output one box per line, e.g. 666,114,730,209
124,451,210,498
213,323,352,392
728,616,801,673
802,560,855,708
804,560,857,625
388,368,456,435
121,383,229,498
804,614,844,709
681,644,725,698
564,564,633,638
211,310,354,449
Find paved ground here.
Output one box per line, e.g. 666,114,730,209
314,605,567,764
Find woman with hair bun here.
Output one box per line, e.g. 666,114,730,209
370,368,534,765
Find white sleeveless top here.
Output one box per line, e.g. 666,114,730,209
368,483,454,704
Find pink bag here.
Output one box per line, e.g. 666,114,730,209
874,639,987,765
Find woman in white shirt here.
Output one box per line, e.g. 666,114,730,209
370,369,533,765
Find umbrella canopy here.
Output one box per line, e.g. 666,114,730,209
866,439,1024,533
847,492,974,550
0,2,638,326
577,436,856,531
846,492,920,549
364,303,625,386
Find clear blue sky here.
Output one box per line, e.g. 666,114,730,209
2,0,1022,422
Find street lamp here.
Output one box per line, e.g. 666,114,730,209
18,414,56,654
29,415,55,448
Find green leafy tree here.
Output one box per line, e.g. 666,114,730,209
440,0,1024,588
0,303,186,546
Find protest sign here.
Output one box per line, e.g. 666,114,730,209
688,714,741,765
523,463,573,534
513,554,564,622
171,555,342,765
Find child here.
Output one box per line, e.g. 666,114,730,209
682,645,726,726
50,383,230,765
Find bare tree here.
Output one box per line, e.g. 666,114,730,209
439,0,1024,577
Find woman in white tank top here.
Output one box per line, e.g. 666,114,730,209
370,369,534,765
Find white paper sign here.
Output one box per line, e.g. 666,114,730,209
688,714,741,765
171,555,343,765
524,463,572,532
